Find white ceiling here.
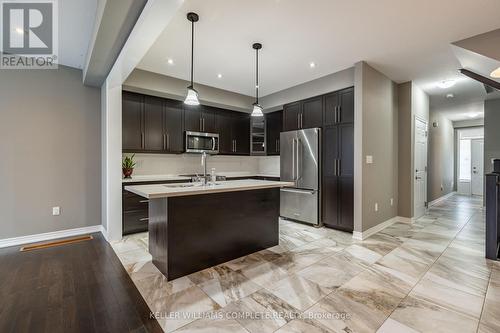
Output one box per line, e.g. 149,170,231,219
58,0,98,69
138,0,500,100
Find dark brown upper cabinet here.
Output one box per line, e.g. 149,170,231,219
324,87,354,126
143,96,165,152
215,109,250,155
283,96,323,131
301,96,323,129
123,92,184,154
122,92,144,152
183,104,216,133
163,99,184,153
266,110,282,155
283,102,301,131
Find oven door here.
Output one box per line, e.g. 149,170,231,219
185,131,219,153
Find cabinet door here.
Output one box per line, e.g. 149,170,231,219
233,112,250,154
164,99,184,153
215,109,233,154
143,96,165,152
337,124,354,230
283,102,300,131
324,92,339,126
266,111,282,155
338,88,354,124
301,96,323,129
122,92,144,151
322,126,339,178
184,105,202,132
322,176,339,228
201,106,216,133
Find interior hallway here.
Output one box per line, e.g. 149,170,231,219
113,194,500,333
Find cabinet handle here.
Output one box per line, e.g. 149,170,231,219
139,218,149,222
163,134,166,150
300,113,303,128
277,139,280,152
199,118,202,131
338,106,341,123
234,139,237,152
139,200,149,203
333,159,337,176
297,114,300,129
167,133,170,150
338,159,341,176
202,118,205,131
141,133,144,148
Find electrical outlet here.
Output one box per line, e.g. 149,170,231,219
390,198,394,206
366,155,373,164
52,206,60,216
375,203,378,212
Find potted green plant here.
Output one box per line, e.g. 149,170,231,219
122,154,136,178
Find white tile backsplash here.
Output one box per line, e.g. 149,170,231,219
124,153,280,177
125,153,256,176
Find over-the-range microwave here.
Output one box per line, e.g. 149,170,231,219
185,131,219,154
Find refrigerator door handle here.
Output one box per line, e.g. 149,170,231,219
292,138,296,180
296,139,301,180
280,188,316,195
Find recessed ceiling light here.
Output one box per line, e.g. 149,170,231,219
309,62,316,68
446,93,454,98
436,80,456,89
167,58,174,65
217,73,222,79
15,28,23,34
491,67,500,79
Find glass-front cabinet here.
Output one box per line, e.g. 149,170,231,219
251,117,266,155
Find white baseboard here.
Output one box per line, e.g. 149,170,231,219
352,216,408,240
0,225,105,249
428,191,456,207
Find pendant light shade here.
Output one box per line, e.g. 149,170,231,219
184,12,200,106
251,43,263,117
184,86,200,105
251,102,263,117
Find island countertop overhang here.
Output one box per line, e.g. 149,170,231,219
124,179,294,199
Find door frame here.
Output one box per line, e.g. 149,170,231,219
413,116,428,219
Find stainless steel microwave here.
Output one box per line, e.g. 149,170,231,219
185,131,219,154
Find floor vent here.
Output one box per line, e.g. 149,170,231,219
20,235,93,252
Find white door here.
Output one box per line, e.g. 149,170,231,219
414,118,428,218
471,139,484,196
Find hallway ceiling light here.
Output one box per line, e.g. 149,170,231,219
446,93,454,98
436,80,456,89
251,42,263,117
491,67,500,79
184,12,200,106
167,58,174,65
309,62,316,68
217,73,222,79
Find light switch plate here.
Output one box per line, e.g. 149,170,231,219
366,155,373,164
52,206,60,216
375,203,378,212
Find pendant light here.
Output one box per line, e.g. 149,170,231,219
251,43,263,117
184,12,200,105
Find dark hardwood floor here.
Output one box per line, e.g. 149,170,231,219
0,233,162,333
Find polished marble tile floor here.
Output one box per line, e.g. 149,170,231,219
112,195,500,333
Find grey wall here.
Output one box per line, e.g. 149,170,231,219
428,113,455,202
260,67,355,111
397,82,429,218
484,98,500,174
0,66,101,239
356,62,399,232
123,69,254,112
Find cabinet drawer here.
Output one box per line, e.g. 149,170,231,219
123,210,149,235
280,188,319,225
123,191,149,212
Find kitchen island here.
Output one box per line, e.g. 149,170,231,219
125,179,293,280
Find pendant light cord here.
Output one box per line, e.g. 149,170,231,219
190,20,194,86
255,47,259,103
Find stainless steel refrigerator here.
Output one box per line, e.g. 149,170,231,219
280,128,321,226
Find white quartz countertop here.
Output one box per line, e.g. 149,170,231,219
122,172,280,183
125,179,294,199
